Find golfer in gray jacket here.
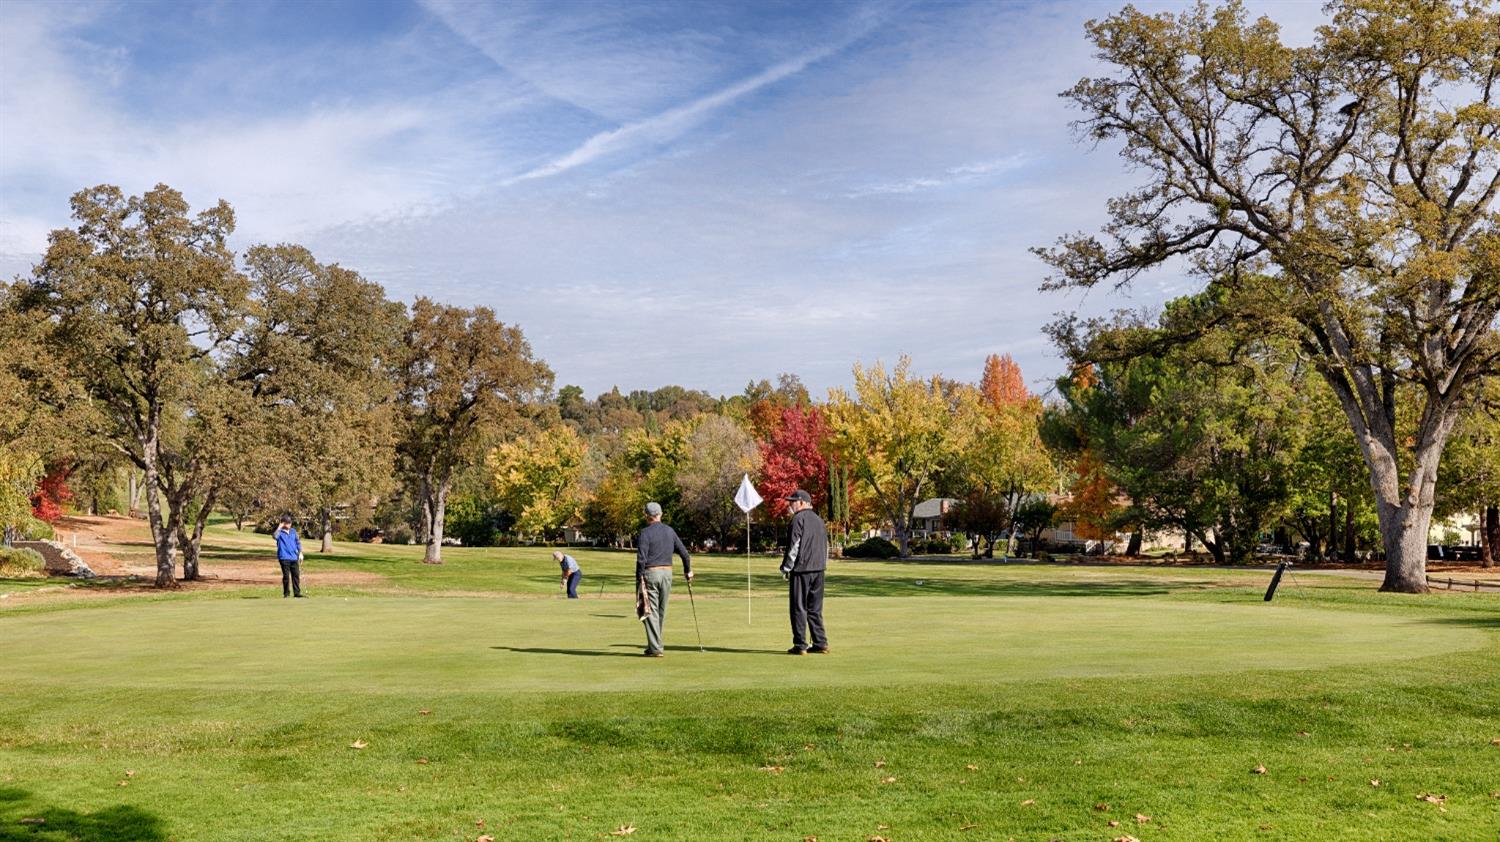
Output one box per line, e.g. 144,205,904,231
780,489,829,654
636,501,692,657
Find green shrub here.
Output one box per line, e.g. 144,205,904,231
843,536,900,559
0,546,46,578
21,517,53,541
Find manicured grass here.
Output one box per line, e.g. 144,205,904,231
2,527,1497,840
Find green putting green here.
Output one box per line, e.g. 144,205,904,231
1,594,1486,694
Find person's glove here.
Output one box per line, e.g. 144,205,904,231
780,564,792,580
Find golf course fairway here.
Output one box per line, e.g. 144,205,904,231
3,548,1497,840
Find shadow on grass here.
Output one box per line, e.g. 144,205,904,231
823,575,1187,599
0,787,165,841
1422,615,1500,629
611,643,786,655
492,644,782,657
493,646,642,658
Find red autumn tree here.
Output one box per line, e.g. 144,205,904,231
980,353,1029,409
758,405,830,518
30,466,74,524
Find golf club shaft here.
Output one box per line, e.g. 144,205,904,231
686,578,704,651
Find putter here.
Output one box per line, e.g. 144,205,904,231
686,577,705,652
597,576,606,599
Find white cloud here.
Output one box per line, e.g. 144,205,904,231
1,0,1328,397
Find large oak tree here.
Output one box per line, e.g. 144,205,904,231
1037,0,1499,591
397,298,552,563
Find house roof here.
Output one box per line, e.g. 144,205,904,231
912,497,959,519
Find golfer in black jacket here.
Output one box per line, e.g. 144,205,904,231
780,489,829,654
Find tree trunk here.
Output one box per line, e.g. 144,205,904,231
423,474,450,564
893,522,910,558
1196,530,1225,565
140,443,179,589
1299,517,1322,562
320,507,333,553
1322,365,1459,594
175,525,195,581
1480,505,1497,569
1125,529,1142,557
180,486,216,581
1376,500,1432,592
1328,490,1338,561
1342,502,1356,564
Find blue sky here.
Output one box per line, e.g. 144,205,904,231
0,0,1323,398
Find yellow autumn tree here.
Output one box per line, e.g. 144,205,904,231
489,425,589,538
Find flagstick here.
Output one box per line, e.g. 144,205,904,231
746,510,752,625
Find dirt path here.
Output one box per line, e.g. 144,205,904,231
49,515,383,587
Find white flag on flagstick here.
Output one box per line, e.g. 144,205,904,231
733,474,763,513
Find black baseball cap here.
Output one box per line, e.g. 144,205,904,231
785,489,812,504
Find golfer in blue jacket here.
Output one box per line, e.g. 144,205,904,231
274,515,305,598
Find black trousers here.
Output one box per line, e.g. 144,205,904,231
789,571,828,650
278,559,302,596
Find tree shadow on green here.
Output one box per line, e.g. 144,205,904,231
823,575,1195,599
0,787,165,841
1422,614,1500,629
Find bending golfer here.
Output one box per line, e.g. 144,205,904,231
780,490,828,654
636,501,692,657
274,515,304,598
554,551,582,599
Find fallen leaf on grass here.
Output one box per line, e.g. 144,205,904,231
1094,803,1110,811
477,836,494,842
960,823,978,831
965,764,978,771
419,709,431,716
868,837,888,842
1296,730,1310,737
876,824,889,830
116,781,129,787
1370,780,1380,787
879,776,897,784
1491,738,1500,746
1135,814,1151,824
18,818,44,826
1113,835,1140,842
1490,791,1500,799
1252,764,1267,775
124,770,135,777
803,836,817,842
873,760,886,768
1021,799,1035,806
1107,820,1120,828
349,740,368,750
1073,759,1083,765
611,825,637,836
416,758,429,765
1418,793,1447,805
804,744,815,751
475,819,485,828
759,765,784,774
